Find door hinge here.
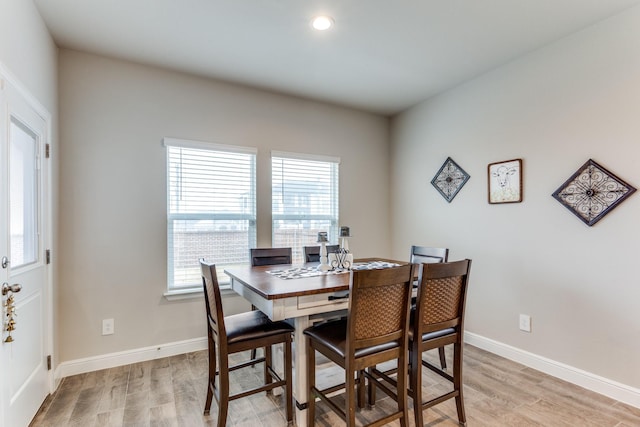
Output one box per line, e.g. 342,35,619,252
45,144,50,159
46,249,51,264
47,355,52,371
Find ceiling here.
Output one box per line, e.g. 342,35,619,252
34,0,640,115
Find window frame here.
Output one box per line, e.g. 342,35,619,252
271,151,340,264
164,137,257,297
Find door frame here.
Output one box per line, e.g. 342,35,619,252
0,62,55,413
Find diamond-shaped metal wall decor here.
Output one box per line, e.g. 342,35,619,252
552,159,636,226
431,157,470,203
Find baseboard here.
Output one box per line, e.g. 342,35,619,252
465,331,640,409
55,337,208,381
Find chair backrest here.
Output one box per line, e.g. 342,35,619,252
410,245,449,264
250,247,292,267
200,260,227,345
413,259,472,335
303,245,340,263
346,264,415,353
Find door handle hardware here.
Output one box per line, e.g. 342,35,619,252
2,283,21,296
1,256,8,269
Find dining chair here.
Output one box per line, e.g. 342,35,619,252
369,259,472,427
200,260,294,426
250,247,292,266
304,264,415,426
249,247,293,360
410,245,449,369
410,245,449,264
303,244,340,263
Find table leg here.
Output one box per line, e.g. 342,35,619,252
293,316,311,427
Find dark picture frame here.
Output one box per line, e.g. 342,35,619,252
552,159,636,226
488,158,523,204
430,157,470,203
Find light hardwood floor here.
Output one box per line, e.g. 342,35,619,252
30,345,640,426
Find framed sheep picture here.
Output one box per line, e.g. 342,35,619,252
488,158,522,204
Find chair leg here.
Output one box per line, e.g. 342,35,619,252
204,383,213,415
367,367,376,407
453,342,466,425
217,358,230,427
306,340,316,427
439,345,447,369
264,344,273,393
410,346,424,427
346,370,357,426
396,352,409,427
357,370,365,409
284,338,293,423
250,305,258,362
204,335,216,415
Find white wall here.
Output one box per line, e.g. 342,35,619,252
0,0,58,362
390,5,640,393
57,49,390,362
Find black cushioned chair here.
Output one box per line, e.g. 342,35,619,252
200,260,294,426
249,248,292,360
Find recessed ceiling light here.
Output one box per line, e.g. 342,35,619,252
311,15,334,31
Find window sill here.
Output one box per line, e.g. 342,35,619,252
163,283,235,301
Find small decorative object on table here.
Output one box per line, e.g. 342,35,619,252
331,226,353,270
316,232,332,272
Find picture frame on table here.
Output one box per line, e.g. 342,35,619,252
488,158,522,204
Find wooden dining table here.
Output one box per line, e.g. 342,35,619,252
224,258,408,427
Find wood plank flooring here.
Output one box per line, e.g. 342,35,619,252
29,345,640,426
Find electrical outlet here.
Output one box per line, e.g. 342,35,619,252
519,314,531,332
102,318,114,335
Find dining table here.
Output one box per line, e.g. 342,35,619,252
224,258,408,427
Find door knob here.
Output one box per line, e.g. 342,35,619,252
2,283,21,296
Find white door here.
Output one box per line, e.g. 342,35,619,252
0,74,51,427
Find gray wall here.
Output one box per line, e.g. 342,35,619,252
390,6,640,389
57,50,391,361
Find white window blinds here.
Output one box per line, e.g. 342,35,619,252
272,152,340,264
165,138,256,292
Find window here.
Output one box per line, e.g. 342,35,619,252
272,152,340,264
10,118,39,268
165,138,256,293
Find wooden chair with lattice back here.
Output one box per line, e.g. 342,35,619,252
200,260,294,427
410,245,449,369
370,259,472,426
410,259,471,426
304,264,415,427
303,244,340,263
